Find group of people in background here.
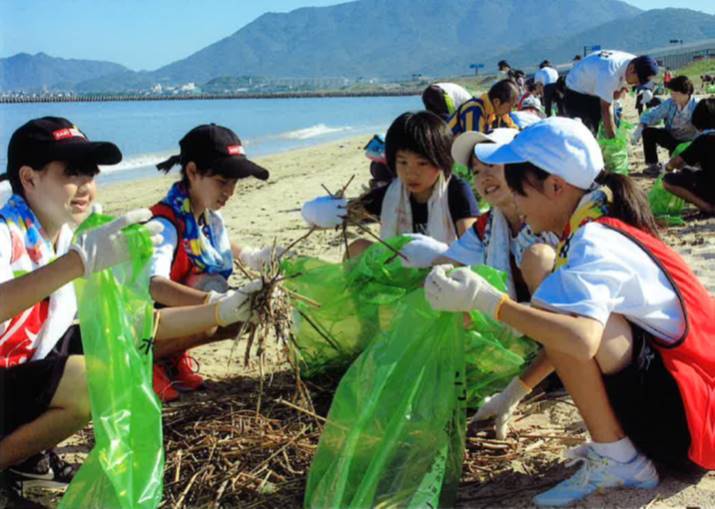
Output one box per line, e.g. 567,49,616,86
1,48,714,508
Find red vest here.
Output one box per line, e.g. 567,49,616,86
149,203,193,284
597,217,715,469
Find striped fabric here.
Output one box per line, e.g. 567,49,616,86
447,93,517,135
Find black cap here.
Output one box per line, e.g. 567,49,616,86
497,60,510,70
631,55,659,85
173,124,269,181
1,116,122,182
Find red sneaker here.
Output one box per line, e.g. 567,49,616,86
152,364,179,402
171,351,205,391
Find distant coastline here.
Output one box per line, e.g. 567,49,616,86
0,89,423,104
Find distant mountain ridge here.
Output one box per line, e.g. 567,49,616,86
147,0,641,82
3,1,714,93
0,52,128,91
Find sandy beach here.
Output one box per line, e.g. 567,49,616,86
35,93,715,508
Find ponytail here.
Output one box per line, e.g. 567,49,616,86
594,171,660,238
505,162,661,238
156,154,182,173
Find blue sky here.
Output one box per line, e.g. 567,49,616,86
1,0,713,70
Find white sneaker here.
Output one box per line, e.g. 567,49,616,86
533,447,659,507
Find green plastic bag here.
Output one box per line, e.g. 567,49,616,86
452,162,473,186
282,236,427,377
59,213,163,509
463,266,537,406
648,176,686,226
304,265,532,507
647,141,690,226
598,121,632,175
706,84,715,94
304,288,466,508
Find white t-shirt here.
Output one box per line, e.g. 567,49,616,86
435,82,472,111
535,67,559,86
147,217,178,279
532,222,685,343
565,50,635,103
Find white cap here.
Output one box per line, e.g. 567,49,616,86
474,117,604,190
451,128,519,167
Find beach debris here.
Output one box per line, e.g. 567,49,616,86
160,372,334,509
321,174,407,261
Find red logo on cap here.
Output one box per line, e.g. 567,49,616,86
52,127,86,141
227,144,245,156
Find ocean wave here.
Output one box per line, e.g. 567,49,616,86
279,124,352,140
99,150,174,174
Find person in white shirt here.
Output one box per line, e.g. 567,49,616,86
424,117,714,506
534,60,560,116
422,82,472,121
564,51,658,138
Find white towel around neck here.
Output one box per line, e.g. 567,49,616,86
379,173,458,245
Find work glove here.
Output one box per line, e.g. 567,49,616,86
69,208,163,277
214,280,263,326
424,265,508,319
630,124,644,145
301,196,347,228
471,376,531,439
238,245,287,271
399,233,449,268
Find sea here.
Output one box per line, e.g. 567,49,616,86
0,95,421,200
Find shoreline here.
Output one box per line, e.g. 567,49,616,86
0,90,421,105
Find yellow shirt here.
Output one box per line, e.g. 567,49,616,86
447,93,517,134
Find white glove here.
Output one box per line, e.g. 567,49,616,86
471,377,531,439
399,234,449,268
69,208,163,277
424,265,507,319
206,289,230,305
301,196,347,228
630,124,644,145
238,245,287,271
215,280,263,326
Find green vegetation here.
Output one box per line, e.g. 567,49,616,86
672,59,715,90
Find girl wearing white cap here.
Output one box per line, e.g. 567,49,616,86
425,117,714,506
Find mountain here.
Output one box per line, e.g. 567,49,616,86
0,52,128,91
146,0,640,83
489,8,715,70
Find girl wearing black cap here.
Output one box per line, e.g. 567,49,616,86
148,124,275,401
0,117,263,505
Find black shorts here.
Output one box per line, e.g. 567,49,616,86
603,323,692,468
664,169,715,205
0,325,82,438
564,87,602,135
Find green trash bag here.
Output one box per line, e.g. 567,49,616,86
647,141,690,226
462,266,537,407
598,121,633,175
304,288,466,508
59,213,163,509
649,176,686,226
282,236,427,378
452,162,473,187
